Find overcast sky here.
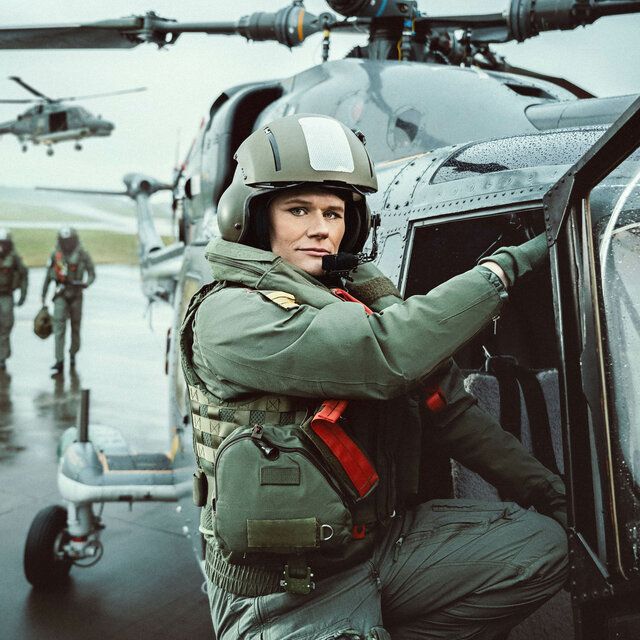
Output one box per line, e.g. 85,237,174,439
0,0,638,192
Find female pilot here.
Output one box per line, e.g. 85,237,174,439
181,114,567,640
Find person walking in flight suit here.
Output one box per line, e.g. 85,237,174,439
0,228,28,371
42,226,95,374
180,115,567,640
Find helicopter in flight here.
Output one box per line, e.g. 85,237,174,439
0,75,145,155
8,1,640,638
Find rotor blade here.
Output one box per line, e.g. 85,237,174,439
423,0,640,44
0,6,335,50
494,62,595,99
508,0,640,43
0,17,147,49
420,13,507,29
37,186,128,196
9,76,54,102
0,99,38,104
58,87,147,102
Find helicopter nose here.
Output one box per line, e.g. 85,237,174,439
95,119,115,135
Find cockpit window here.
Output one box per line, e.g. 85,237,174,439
433,129,607,184
590,155,640,522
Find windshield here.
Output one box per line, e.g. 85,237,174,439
590,156,640,512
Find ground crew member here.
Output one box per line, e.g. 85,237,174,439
42,227,95,374
0,229,27,371
181,115,567,639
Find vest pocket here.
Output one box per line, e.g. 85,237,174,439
214,424,353,555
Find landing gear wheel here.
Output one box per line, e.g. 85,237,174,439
74,143,82,151
24,505,72,589
21,145,27,153
46,147,53,156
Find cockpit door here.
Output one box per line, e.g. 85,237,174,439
545,96,640,587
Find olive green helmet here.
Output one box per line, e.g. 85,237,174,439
0,228,13,254
57,226,79,254
217,114,378,253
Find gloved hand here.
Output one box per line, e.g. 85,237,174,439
479,233,548,287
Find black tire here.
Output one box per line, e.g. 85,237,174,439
24,505,72,589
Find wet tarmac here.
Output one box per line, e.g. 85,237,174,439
0,266,211,639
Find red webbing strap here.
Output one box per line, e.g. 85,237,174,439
331,288,373,315
424,384,447,413
311,400,379,499
53,251,67,283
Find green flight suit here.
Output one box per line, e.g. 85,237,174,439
0,250,28,366
42,245,95,363
183,237,567,639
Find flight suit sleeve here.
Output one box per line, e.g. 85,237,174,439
346,262,403,311
14,255,28,305
193,264,506,401
82,250,95,287
428,361,567,527
41,254,54,301
350,258,567,525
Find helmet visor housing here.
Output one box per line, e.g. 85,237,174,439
217,114,377,254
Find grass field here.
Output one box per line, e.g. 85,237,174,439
1,186,174,266
0,202,96,223
10,228,173,267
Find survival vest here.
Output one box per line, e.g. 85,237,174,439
0,253,19,295
181,282,386,596
52,249,80,284
180,277,463,597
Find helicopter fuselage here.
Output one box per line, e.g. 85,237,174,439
154,58,640,640
173,59,636,239
0,104,114,150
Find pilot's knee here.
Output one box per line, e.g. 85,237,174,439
525,514,569,587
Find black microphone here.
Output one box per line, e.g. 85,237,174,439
322,252,360,274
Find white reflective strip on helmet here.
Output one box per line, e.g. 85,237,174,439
299,117,355,173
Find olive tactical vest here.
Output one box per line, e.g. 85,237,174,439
0,253,18,295
52,249,81,284
180,282,389,596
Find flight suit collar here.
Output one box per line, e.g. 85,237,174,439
205,238,339,308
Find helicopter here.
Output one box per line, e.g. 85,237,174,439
0,75,145,155
6,1,640,638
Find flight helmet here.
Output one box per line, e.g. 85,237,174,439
0,228,13,257
217,114,378,254
57,226,79,255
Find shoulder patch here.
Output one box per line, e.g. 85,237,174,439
257,290,299,310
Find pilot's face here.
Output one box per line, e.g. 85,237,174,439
59,236,78,254
268,188,346,277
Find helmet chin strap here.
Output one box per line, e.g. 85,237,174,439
322,214,380,278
